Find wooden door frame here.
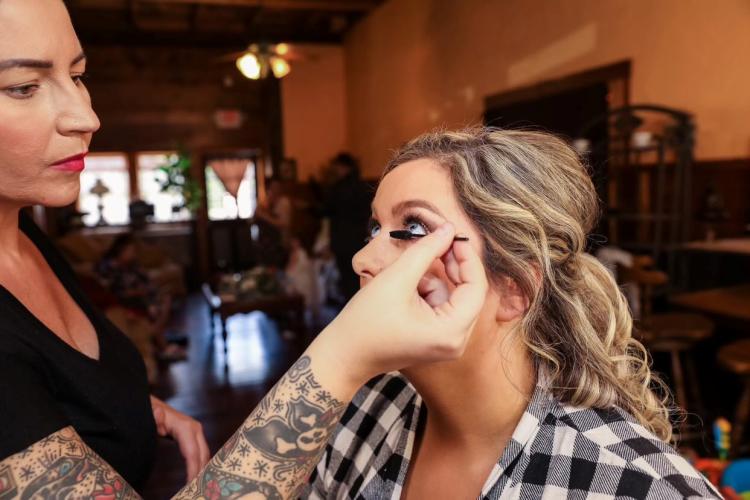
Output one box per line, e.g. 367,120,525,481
195,147,265,281
484,60,631,113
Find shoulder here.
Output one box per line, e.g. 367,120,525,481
337,372,417,440
350,372,416,415
0,352,70,460
307,373,417,494
536,401,720,498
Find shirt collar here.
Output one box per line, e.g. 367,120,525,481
480,373,556,496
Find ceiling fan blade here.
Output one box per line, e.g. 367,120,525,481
214,50,249,62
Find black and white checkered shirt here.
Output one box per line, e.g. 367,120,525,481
304,373,720,499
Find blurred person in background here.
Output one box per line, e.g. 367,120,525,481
96,234,186,361
320,152,371,301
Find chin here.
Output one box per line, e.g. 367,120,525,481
36,178,81,207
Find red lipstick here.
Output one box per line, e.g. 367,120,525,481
51,153,87,172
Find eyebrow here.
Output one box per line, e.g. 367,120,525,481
389,199,445,218
0,51,86,72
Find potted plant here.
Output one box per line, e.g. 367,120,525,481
157,150,203,217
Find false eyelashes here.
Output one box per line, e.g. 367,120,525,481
365,213,469,243
389,230,469,242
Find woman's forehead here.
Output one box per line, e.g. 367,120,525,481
374,159,458,212
0,0,79,59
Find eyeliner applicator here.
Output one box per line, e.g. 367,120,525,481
389,230,469,242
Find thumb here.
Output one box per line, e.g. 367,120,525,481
153,405,168,436
377,223,457,291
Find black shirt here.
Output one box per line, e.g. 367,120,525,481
0,213,156,490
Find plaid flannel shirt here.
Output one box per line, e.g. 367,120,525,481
304,373,720,499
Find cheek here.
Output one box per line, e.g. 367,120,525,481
0,108,77,206
0,100,52,159
0,110,49,187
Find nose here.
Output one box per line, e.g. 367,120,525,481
56,83,101,137
352,236,400,284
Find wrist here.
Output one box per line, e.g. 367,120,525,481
304,328,372,399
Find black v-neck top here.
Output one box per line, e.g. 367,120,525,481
0,212,156,490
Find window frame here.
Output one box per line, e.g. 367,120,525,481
77,151,132,227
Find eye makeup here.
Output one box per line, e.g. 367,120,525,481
366,212,469,243
389,230,469,242
365,218,381,243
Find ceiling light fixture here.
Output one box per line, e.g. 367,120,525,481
236,52,261,80
235,43,291,80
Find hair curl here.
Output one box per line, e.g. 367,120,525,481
384,127,674,442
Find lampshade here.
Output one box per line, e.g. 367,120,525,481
89,178,110,197
210,159,249,198
275,43,289,56
236,53,261,80
270,56,290,78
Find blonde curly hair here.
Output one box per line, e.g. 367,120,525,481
384,127,674,442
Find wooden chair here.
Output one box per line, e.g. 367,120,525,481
717,339,750,458
617,256,714,415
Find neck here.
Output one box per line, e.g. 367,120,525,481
0,202,23,258
403,324,535,448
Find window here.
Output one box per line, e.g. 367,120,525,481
136,152,190,222
78,153,130,226
205,159,257,221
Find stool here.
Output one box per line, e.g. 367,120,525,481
717,339,750,458
617,257,714,415
641,313,714,414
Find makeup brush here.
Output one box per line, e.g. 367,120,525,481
389,230,469,242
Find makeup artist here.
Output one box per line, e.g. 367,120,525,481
0,1,487,498
0,0,209,493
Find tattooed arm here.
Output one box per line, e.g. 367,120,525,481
173,223,488,499
0,353,349,500
0,426,140,499
0,225,485,500
173,352,351,500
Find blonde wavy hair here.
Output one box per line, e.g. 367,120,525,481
384,127,674,442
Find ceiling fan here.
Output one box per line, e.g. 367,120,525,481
223,42,308,80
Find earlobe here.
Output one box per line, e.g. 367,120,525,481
495,277,529,323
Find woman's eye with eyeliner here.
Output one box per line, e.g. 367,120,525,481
405,218,428,237
365,221,381,242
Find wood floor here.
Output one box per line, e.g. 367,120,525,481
142,293,311,499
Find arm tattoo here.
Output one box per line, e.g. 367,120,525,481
175,355,347,499
0,426,140,500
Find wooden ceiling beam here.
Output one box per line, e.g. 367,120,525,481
134,0,380,12
75,28,342,48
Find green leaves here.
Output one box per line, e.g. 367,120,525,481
157,151,203,213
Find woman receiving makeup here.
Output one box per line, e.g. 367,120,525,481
302,129,719,499
0,1,719,499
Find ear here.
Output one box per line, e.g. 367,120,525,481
495,276,529,323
